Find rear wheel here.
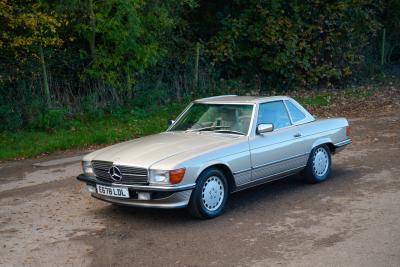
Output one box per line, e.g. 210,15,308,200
302,144,332,183
188,168,228,219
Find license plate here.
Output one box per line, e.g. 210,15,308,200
96,184,130,198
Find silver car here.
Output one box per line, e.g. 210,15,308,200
78,95,351,218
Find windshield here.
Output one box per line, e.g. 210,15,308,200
169,103,254,135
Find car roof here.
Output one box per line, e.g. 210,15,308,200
194,95,291,104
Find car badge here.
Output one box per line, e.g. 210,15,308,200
109,166,122,181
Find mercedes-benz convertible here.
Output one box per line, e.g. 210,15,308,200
77,95,351,218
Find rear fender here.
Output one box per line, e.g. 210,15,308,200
311,138,333,150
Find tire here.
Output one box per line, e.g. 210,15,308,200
188,168,229,219
302,144,332,184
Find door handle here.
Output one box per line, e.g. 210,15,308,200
293,133,302,138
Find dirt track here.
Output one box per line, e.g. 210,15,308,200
1,105,400,266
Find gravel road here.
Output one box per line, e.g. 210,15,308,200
1,106,399,267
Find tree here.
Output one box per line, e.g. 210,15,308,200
0,0,64,106
76,0,195,97
206,0,381,89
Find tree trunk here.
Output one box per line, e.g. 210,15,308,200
127,67,132,99
194,42,200,90
39,45,51,107
88,0,96,60
176,79,181,103
381,28,386,66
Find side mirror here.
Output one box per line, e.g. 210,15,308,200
256,123,273,134
168,120,175,126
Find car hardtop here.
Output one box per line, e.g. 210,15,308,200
193,95,315,127
194,95,292,105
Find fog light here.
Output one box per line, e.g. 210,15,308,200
87,185,96,193
138,192,151,200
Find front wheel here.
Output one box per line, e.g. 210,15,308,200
188,168,229,219
302,144,332,183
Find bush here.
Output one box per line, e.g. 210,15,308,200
81,94,104,119
0,104,23,131
31,109,67,130
0,80,48,131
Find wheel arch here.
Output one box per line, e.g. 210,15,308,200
196,163,236,193
311,138,336,154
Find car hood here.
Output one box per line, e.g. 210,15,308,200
84,132,240,168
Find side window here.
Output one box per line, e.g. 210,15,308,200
258,101,291,130
285,100,306,122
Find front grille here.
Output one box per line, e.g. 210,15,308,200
92,160,148,184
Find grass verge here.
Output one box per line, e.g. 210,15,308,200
0,84,387,161
0,103,186,160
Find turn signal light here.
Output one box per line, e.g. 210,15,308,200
169,168,186,184
346,126,350,137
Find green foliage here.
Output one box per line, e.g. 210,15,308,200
81,94,104,118
301,95,332,107
0,80,47,131
0,0,64,51
81,0,165,84
381,0,400,64
294,86,376,109
0,103,23,131
207,0,382,89
0,102,186,160
30,109,67,130
0,85,382,160
0,0,398,150
67,0,195,88
0,0,64,84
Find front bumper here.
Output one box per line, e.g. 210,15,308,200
77,174,195,209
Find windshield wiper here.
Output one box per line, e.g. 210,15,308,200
212,130,246,135
187,126,229,132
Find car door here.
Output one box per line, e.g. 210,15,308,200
249,100,307,183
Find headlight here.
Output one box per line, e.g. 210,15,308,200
82,161,95,176
150,169,170,184
149,168,186,185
